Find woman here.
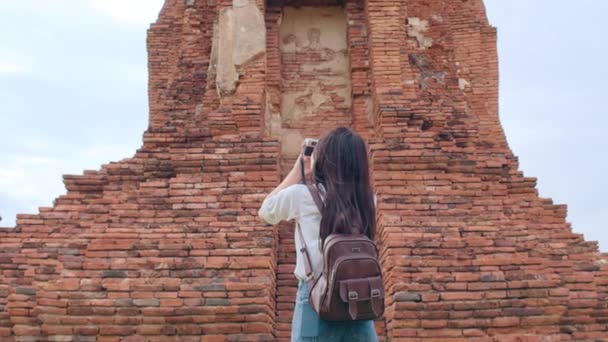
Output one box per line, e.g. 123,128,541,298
258,127,378,342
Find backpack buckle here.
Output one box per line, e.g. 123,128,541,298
371,289,381,298
348,291,358,300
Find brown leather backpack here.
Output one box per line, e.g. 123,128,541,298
296,184,385,321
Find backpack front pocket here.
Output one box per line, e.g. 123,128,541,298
338,276,384,320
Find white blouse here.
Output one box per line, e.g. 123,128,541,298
258,183,325,281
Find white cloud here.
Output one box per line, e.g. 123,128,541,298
88,0,164,26
0,64,30,74
0,49,34,74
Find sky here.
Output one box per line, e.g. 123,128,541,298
0,1,606,251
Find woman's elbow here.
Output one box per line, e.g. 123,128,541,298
258,209,267,222
259,209,281,226
258,208,271,224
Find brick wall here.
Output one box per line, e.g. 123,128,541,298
0,138,281,341
1,0,606,341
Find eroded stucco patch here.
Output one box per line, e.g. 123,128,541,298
208,0,265,97
459,78,471,91
407,17,433,49
409,53,445,89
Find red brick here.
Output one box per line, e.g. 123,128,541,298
99,326,136,336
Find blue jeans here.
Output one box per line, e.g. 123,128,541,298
291,280,379,342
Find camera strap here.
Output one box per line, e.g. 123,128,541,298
300,155,306,185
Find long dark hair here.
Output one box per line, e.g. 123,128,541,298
312,127,376,245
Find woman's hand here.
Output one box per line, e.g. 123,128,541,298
291,153,313,184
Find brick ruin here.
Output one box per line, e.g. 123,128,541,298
1,0,607,340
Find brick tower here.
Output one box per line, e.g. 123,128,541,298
1,0,607,341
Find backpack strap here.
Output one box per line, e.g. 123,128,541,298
295,184,325,281
306,184,324,212
296,221,314,280
370,279,383,317
347,282,359,320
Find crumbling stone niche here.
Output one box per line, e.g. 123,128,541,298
266,6,353,173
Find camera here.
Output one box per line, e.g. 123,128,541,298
303,138,318,156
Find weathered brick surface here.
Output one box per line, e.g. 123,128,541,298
1,0,606,341
0,137,281,341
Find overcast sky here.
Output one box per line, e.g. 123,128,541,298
0,1,606,251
